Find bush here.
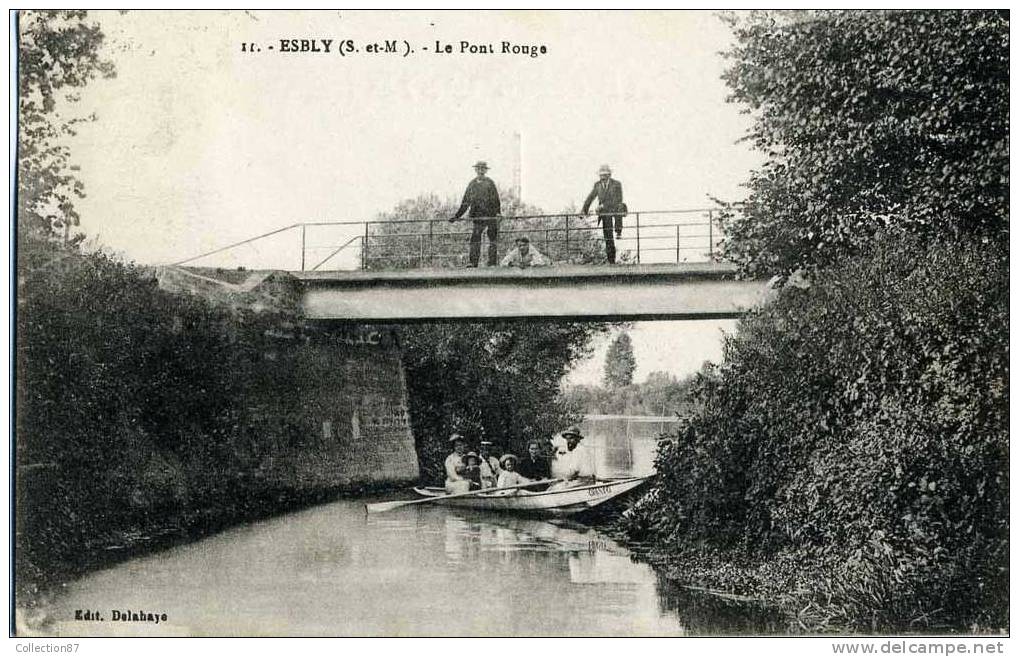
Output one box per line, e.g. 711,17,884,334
628,232,1008,631
15,242,284,595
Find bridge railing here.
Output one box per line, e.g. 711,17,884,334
173,208,725,271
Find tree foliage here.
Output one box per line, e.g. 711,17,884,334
624,11,1009,630
399,321,611,482
625,233,1008,630
365,192,606,269
17,10,115,245
603,332,637,388
564,370,697,417
15,246,299,597
716,10,1008,275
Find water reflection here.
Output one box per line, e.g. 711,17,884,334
31,500,688,637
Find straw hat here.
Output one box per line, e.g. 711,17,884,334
562,425,584,440
448,433,466,443
597,164,612,175
499,454,518,467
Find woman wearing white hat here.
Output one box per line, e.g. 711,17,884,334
444,434,471,494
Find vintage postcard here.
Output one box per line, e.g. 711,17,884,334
11,8,1009,648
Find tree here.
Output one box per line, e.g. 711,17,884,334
364,191,607,269
562,371,696,417
715,10,1008,275
399,321,611,482
17,10,115,246
603,332,636,388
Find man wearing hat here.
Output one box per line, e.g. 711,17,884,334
477,440,502,488
449,161,502,267
550,425,595,487
444,433,471,494
581,165,626,264
500,235,551,268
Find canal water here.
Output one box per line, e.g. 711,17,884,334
26,501,688,636
22,421,780,637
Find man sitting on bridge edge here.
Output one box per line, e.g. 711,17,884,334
500,236,550,268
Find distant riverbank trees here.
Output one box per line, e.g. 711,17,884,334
626,10,1009,632
564,371,697,418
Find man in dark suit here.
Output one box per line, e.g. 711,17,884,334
449,161,501,267
581,164,625,264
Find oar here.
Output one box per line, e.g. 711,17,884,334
365,478,564,514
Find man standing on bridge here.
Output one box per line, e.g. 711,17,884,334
449,161,502,267
581,164,626,264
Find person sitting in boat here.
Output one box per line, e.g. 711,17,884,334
477,440,501,489
462,452,484,490
549,431,569,459
549,426,595,490
444,434,471,494
494,454,532,495
516,439,551,482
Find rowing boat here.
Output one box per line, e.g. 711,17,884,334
411,476,651,516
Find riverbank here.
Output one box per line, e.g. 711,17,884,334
618,543,1008,636
614,236,1008,634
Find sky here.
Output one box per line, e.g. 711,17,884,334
52,10,761,382
564,319,736,387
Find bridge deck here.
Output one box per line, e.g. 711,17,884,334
293,263,769,322
293,262,739,284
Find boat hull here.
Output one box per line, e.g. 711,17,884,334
413,477,650,516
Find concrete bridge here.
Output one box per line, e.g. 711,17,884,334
157,262,770,323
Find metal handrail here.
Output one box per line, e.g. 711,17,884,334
311,234,364,271
171,208,727,271
295,207,720,229
170,223,300,266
